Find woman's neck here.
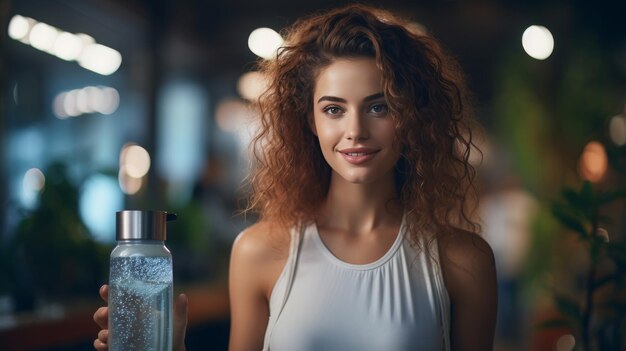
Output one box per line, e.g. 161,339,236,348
317,172,403,233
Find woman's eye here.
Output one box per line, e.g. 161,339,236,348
323,106,342,115
369,104,388,114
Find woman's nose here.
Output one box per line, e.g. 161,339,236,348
345,112,369,141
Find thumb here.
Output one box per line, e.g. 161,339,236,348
174,293,188,326
174,293,188,350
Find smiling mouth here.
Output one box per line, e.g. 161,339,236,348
338,149,380,165
344,152,373,156
338,147,379,154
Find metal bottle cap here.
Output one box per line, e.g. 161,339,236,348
116,210,177,241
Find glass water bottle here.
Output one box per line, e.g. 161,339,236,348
108,210,176,351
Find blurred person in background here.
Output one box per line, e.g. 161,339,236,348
94,4,497,351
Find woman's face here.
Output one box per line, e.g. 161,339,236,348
311,57,400,186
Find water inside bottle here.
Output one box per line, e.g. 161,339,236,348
109,256,173,351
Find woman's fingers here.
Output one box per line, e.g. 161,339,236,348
97,329,109,343
93,338,107,351
94,285,110,350
174,293,188,328
173,293,189,351
99,285,109,303
93,306,108,329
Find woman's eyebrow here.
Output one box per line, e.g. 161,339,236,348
317,96,346,103
363,92,384,101
317,92,385,104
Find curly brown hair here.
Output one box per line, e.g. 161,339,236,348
246,4,480,243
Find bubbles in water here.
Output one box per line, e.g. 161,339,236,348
109,256,172,351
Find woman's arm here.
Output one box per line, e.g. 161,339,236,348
229,224,285,351
439,231,498,351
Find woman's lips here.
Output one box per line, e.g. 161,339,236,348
338,148,380,165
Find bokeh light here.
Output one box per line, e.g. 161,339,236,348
556,334,575,351
609,115,626,146
80,174,123,243
215,98,256,132
52,86,120,118
118,167,143,195
248,27,283,59
64,89,81,117
578,141,608,182
8,15,122,75
120,144,151,178
237,71,269,102
522,25,554,60
29,22,58,52
99,87,121,114
8,15,30,40
21,168,46,208
52,32,83,61
78,43,123,76
23,168,46,192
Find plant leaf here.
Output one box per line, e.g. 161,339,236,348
551,203,588,238
581,181,594,204
562,188,585,210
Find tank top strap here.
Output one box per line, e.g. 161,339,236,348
422,235,451,351
262,223,305,351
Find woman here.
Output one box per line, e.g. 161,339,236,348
94,4,496,351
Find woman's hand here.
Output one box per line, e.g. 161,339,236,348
93,285,110,351
93,285,189,351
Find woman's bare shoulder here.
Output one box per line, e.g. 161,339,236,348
230,221,292,299
438,229,495,268
437,229,496,296
231,221,291,263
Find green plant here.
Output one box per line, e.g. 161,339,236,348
9,162,111,305
540,181,626,350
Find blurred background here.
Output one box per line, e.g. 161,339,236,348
0,0,625,350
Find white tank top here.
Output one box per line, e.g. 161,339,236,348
263,218,451,351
